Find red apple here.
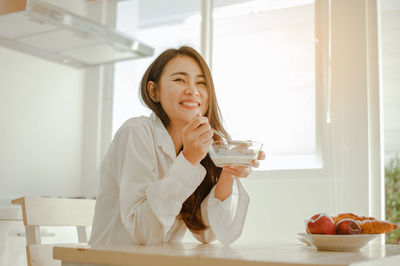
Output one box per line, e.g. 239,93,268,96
335,218,362,235
307,213,336,235
306,214,319,233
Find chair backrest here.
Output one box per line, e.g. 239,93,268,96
12,197,96,266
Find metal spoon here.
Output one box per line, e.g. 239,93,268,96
211,128,225,140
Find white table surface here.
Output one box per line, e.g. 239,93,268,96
53,241,400,266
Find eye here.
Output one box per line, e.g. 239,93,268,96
174,78,184,83
197,81,207,86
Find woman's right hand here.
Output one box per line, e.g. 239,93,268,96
182,114,213,166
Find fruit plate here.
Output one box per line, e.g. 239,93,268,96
297,233,381,251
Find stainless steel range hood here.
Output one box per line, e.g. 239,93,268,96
0,0,154,68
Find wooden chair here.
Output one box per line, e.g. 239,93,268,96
12,197,96,266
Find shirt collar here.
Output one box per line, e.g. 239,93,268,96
150,113,177,159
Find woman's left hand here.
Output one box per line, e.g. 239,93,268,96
221,150,265,178
215,151,265,200
251,150,266,169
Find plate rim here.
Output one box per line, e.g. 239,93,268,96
297,232,381,251
298,232,382,237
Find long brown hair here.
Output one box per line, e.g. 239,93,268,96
140,46,229,232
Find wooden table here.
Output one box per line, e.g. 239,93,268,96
53,242,400,266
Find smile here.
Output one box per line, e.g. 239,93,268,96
180,101,200,109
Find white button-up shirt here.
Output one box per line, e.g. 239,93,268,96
89,113,249,245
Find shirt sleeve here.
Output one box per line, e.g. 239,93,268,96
113,125,206,244
192,178,250,245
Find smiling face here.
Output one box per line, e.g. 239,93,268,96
152,55,209,129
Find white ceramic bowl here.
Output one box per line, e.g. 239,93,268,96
297,233,381,251
209,140,263,167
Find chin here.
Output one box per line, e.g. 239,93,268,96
183,112,199,123
175,108,205,124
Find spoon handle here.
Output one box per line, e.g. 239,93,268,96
211,129,225,140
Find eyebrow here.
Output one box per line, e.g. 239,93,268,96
170,72,205,78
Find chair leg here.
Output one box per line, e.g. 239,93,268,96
77,226,90,243
25,225,41,244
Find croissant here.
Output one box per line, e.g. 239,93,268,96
359,220,398,234
332,213,375,224
331,213,398,234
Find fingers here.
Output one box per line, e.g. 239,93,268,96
195,122,211,136
199,129,213,144
258,150,266,160
223,166,252,178
252,160,260,168
186,115,209,131
203,138,213,146
181,115,212,165
249,150,265,168
184,115,212,144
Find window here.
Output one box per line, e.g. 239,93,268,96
113,0,320,171
211,0,316,170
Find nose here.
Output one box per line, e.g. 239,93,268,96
185,83,200,96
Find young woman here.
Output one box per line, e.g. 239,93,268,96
89,46,264,246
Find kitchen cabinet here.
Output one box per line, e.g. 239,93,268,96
0,0,154,68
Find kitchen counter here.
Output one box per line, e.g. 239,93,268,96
53,242,400,266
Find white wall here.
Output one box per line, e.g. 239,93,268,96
0,0,118,200
0,0,91,198
0,47,84,198
239,177,333,243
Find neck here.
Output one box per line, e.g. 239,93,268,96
167,122,184,156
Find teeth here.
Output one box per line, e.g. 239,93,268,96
182,102,198,107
